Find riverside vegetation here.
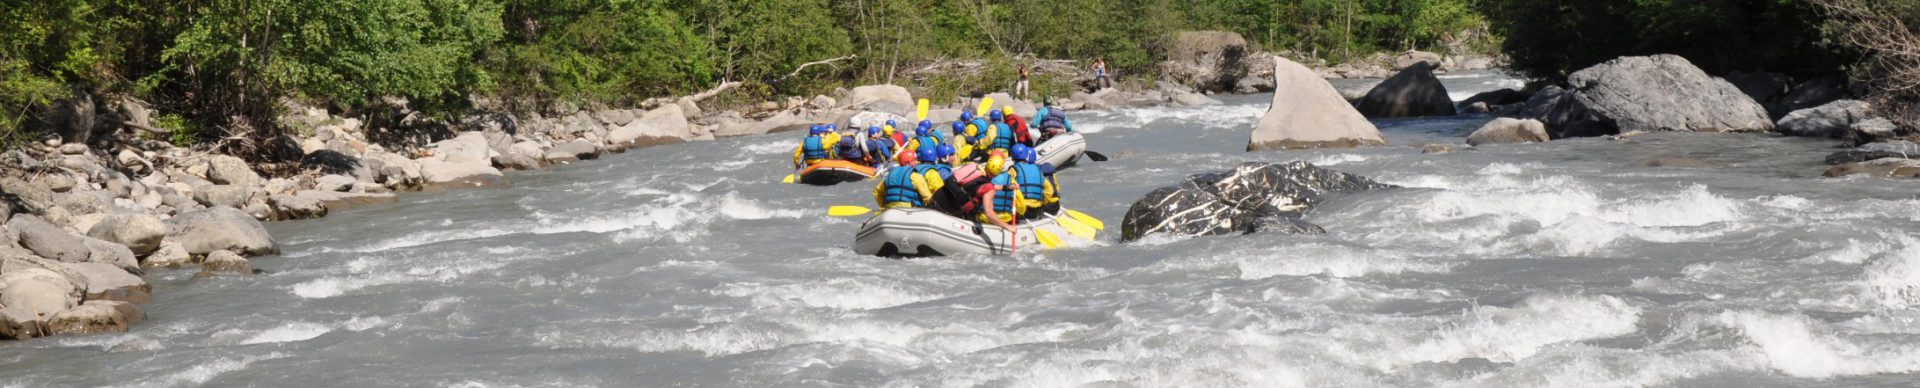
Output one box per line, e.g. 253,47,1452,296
0,0,1917,340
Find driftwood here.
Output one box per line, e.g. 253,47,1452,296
1814,0,1920,129
775,54,860,83
639,81,742,110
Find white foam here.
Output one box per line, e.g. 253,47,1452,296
716,192,804,220
1235,244,1449,279
1358,294,1642,370
109,353,288,388
1862,236,1920,308
240,322,333,344
1304,154,1368,166
1721,311,1920,378
742,140,796,154
716,278,946,310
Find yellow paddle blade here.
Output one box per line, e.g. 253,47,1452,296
976,97,994,117
828,206,874,217
1034,229,1063,249
1065,209,1104,230
1056,216,1097,240
916,99,930,121
781,174,796,184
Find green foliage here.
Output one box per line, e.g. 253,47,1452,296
1186,0,1494,63
151,113,196,147
489,0,713,110
1483,0,1849,81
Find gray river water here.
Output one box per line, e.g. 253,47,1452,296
7,72,1920,387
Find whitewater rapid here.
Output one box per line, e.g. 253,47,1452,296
6,72,1920,387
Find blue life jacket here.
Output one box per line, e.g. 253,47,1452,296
802,136,829,160
837,138,864,161
990,123,1015,150
915,135,942,150
1010,163,1045,201
882,165,927,206
929,164,953,180
969,119,993,141
990,173,1017,214
867,138,894,162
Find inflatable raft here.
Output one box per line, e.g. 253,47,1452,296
853,208,1084,256
1034,132,1087,169
798,160,876,185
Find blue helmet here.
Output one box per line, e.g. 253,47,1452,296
809,125,825,136
915,125,930,137
917,120,933,132
886,119,897,128
960,112,974,122
868,126,882,136
989,110,1004,122
936,144,956,159
917,148,938,164
1011,144,1036,163
951,121,965,132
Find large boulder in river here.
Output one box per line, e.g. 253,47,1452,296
1248,57,1386,150
1355,62,1457,118
1543,55,1773,137
841,85,915,117
166,207,276,256
1159,31,1251,93
1467,118,1551,146
1777,99,1873,139
1120,162,1395,242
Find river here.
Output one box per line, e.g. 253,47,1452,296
6,72,1920,387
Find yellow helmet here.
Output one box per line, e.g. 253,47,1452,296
985,155,1007,177
965,124,979,138
1001,106,1014,116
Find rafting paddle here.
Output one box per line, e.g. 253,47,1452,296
977,96,995,117
1064,209,1104,230
917,99,930,121
1083,151,1110,162
1056,216,1097,240
828,205,874,217
1034,229,1063,249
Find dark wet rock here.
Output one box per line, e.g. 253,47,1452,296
1248,57,1385,150
1467,118,1550,146
1539,55,1773,138
1120,162,1395,242
1355,62,1456,118
0,307,45,339
1824,158,1920,178
1457,88,1529,111
166,207,276,256
1826,141,1920,165
268,193,328,220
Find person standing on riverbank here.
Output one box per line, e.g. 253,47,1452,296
1091,57,1111,90
1016,65,1031,99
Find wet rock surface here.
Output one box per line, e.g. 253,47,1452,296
1121,162,1395,241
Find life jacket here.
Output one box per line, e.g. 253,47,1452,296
989,123,1015,151
867,138,893,163
970,119,992,141
881,165,926,206
802,136,829,160
928,164,953,181
1010,163,1046,202
837,138,865,161
1006,115,1032,144
989,173,1018,215
914,135,942,152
